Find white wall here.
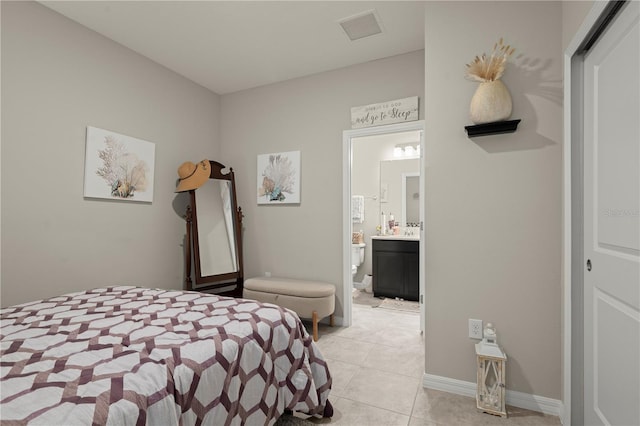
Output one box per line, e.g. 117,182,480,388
351,135,393,283
1,2,220,306
424,1,563,399
220,50,425,319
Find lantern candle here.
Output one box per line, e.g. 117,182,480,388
475,323,507,417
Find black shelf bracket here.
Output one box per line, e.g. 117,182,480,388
465,119,521,137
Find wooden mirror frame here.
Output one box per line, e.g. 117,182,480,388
184,160,243,297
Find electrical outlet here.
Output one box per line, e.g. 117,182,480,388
469,319,483,339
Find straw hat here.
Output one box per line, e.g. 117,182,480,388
175,160,210,192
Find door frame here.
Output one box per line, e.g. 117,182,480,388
342,120,425,328
563,1,622,424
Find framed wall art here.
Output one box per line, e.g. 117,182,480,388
83,126,155,203
257,150,300,205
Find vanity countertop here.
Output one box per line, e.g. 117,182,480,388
371,234,419,241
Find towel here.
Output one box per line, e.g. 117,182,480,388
352,195,365,223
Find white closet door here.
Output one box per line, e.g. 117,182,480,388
583,2,640,425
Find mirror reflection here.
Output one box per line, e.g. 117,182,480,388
195,179,238,277
379,158,420,227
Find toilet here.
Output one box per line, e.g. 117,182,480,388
351,243,366,289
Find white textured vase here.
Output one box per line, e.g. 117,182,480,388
469,80,512,124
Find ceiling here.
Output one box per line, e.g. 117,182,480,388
40,1,425,95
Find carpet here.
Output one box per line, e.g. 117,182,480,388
375,297,420,313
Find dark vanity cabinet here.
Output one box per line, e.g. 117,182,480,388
372,238,419,301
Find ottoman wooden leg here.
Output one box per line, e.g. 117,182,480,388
329,314,335,327
312,311,318,341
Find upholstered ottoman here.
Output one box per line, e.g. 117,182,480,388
244,277,335,341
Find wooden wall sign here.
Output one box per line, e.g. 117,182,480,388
351,96,419,129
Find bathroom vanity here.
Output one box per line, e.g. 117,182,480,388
371,236,419,301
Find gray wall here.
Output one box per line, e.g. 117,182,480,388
424,1,563,399
562,1,595,51
220,50,425,319
0,0,594,405
1,2,220,306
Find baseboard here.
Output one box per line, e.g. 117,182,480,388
422,373,476,398
422,373,564,417
560,406,569,426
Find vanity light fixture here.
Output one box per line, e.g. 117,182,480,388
393,142,420,158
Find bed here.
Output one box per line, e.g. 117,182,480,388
0,286,332,425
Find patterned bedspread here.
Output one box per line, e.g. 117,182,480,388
0,286,332,425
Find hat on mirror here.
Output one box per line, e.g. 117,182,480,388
175,160,210,192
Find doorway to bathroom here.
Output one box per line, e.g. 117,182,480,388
342,121,425,330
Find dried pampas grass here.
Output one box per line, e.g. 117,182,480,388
466,38,515,82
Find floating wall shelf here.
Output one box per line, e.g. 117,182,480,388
465,119,521,137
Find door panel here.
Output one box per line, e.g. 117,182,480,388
583,2,640,425
374,251,404,297
594,291,640,426
596,18,640,253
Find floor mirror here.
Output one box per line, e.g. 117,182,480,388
184,160,243,297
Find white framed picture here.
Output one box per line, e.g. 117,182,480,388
83,126,155,203
257,150,300,205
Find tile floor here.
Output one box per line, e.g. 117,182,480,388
298,292,561,426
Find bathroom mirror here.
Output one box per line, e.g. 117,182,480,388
379,158,420,227
185,161,243,296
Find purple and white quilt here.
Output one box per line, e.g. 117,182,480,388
0,286,332,425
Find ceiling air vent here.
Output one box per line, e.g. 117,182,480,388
338,10,383,41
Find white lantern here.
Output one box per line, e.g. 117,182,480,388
475,323,507,417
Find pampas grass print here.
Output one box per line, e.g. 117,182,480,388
466,38,515,82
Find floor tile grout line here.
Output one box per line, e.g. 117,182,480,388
319,297,562,426
336,393,414,419
321,294,425,424
408,382,423,424
341,362,424,382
